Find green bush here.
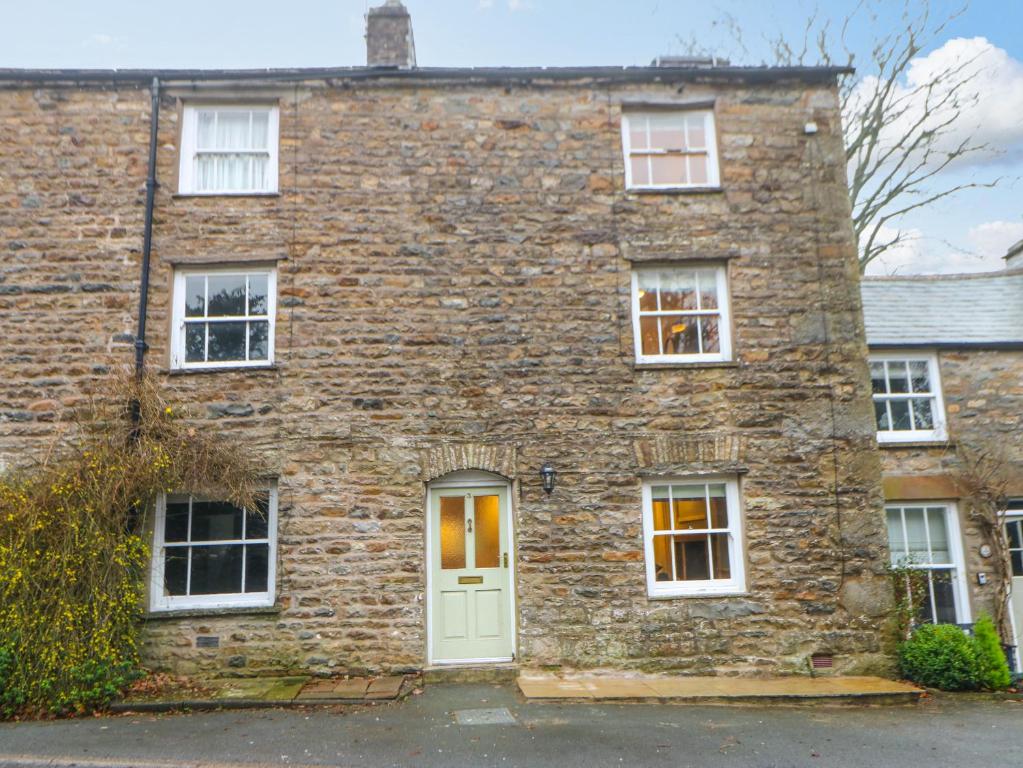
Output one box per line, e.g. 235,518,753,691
0,642,26,718
898,623,979,691
972,614,1011,691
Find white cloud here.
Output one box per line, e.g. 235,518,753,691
507,0,529,10
478,0,494,7
967,219,1023,261
863,224,1006,276
849,37,1023,170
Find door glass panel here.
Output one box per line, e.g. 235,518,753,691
439,496,466,570
926,507,950,564
474,495,500,568
930,570,958,624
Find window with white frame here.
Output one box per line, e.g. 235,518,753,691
870,353,947,442
171,267,276,369
642,478,746,597
885,504,969,625
631,264,732,363
178,105,279,194
621,109,719,190
150,489,277,612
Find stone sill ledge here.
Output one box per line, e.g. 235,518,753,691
626,186,724,196
633,361,740,371
646,591,750,601
162,364,281,377
143,604,282,621
170,192,282,200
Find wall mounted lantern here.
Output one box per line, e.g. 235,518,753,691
539,462,557,495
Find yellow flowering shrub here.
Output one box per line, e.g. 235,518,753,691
0,373,261,718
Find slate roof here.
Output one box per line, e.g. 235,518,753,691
861,268,1023,347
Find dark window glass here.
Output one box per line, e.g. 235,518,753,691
208,322,247,361
1007,521,1021,549
674,535,710,581
164,546,189,596
207,274,246,316
248,274,268,315
889,399,912,430
700,316,720,354
870,362,887,394
164,502,190,542
874,401,890,430
888,363,909,393
191,501,243,541
1012,550,1023,577
245,544,270,592
929,570,957,624
248,321,269,360
190,544,243,595
185,275,205,317
185,324,206,363
912,399,934,430
245,499,269,540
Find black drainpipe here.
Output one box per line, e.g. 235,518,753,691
135,76,160,380
130,77,159,430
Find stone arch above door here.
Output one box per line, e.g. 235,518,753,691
419,443,516,483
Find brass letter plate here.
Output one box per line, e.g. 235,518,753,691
458,575,484,585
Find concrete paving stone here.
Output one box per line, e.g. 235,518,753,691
261,678,311,702
365,675,404,700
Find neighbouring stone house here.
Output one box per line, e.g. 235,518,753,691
0,2,893,677
861,243,1023,670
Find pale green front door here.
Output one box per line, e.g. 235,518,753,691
430,485,513,663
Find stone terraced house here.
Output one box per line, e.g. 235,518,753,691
0,2,895,678
862,243,1023,671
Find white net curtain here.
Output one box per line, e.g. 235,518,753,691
194,109,271,192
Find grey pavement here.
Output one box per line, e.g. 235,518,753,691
0,683,1020,768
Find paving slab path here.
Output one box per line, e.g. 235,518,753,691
1,683,1021,768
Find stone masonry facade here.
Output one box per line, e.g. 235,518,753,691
879,348,1023,621
0,65,892,677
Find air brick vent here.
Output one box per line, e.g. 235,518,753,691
811,653,834,669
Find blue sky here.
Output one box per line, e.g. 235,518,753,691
4,0,1022,274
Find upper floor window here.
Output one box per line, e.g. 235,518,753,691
178,105,279,195
869,352,946,443
631,264,732,364
150,489,278,612
621,109,720,190
171,266,277,370
642,477,746,598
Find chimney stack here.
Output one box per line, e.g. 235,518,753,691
366,0,416,69
1006,239,1023,270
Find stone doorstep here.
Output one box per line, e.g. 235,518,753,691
517,674,923,705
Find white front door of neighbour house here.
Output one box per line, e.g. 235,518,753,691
428,479,514,664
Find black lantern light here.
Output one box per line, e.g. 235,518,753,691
539,462,557,495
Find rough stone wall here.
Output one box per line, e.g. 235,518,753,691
0,74,890,677
879,349,1023,620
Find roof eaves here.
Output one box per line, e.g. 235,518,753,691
0,64,853,86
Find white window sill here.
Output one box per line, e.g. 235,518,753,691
149,595,275,614
877,432,948,446
173,191,280,198
647,587,748,600
627,185,724,195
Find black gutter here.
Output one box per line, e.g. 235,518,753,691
0,64,853,85
134,76,159,382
